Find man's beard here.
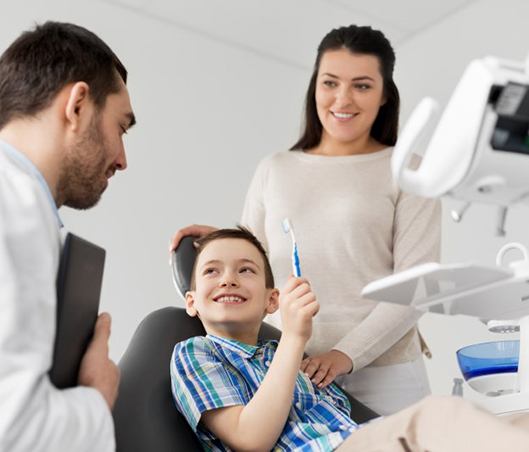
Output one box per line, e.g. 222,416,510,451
57,116,111,210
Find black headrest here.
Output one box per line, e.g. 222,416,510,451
170,236,197,299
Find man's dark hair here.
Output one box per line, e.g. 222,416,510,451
0,21,128,129
191,226,275,290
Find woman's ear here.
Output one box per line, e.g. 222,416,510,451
380,90,387,106
185,291,199,317
265,288,280,314
64,81,92,132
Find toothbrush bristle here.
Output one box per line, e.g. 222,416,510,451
282,218,291,233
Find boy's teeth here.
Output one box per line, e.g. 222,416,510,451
216,296,244,303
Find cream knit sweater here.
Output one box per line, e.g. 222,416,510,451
241,149,441,371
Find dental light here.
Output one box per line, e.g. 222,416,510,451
393,56,529,235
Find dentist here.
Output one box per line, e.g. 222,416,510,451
0,22,136,451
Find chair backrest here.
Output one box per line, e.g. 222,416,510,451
113,236,378,451
114,307,290,451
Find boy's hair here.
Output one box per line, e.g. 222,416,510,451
190,226,275,289
0,21,128,129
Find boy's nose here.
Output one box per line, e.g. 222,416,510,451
220,280,238,287
220,275,239,287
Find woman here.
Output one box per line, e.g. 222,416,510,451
172,25,440,415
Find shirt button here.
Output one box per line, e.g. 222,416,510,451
265,360,271,366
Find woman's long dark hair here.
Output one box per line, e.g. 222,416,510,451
291,25,399,150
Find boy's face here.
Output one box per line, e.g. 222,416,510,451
186,238,279,342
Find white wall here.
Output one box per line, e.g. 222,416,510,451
396,0,529,396
0,0,310,365
3,0,529,399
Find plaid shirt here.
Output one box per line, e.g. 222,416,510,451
170,335,358,451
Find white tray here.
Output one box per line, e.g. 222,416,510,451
361,262,529,319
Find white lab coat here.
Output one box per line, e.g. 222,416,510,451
0,143,114,452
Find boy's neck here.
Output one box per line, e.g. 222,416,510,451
204,324,260,346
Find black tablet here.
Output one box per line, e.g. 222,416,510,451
49,233,106,388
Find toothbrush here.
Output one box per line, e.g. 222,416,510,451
282,218,301,277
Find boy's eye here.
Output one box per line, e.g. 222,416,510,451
239,267,255,274
203,268,218,275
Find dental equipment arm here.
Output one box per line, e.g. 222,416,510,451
393,56,529,235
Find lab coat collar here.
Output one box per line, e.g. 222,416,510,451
0,139,63,228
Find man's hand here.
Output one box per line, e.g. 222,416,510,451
279,276,319,343
78,313,120,409
301,350,353,388
169,224,216,252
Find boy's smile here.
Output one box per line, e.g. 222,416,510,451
213,294,247,304
185,238,279,343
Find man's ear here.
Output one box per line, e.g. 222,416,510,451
185,291,199,317
64,81,92,132
265,288,280,315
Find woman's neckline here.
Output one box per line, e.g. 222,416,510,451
291,147,392,163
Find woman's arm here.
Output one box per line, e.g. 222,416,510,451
305,191,441,386
392,191,441,271
335,191,441,370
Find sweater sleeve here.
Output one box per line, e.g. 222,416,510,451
393,190,441,272
333,190,441,372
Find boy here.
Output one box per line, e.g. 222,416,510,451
171,227,529,451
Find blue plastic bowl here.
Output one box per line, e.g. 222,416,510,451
456,340,519,380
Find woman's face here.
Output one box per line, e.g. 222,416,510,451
315,48,386,147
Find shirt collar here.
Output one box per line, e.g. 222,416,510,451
207,334,277,358
0,139,63,227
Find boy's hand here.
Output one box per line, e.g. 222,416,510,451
279,276,319,343
301,350,353,388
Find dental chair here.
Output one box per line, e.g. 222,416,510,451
113,237,379,452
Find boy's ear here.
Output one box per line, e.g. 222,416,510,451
265,288,280,314
185,291,199,317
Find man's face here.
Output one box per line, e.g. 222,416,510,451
59,80,135,209
186,238,279,340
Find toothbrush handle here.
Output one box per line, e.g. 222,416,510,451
293,244,301,277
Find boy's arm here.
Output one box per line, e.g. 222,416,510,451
201,277,318,452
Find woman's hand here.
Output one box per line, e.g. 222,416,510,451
301,350,353,389
169,224,217,252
